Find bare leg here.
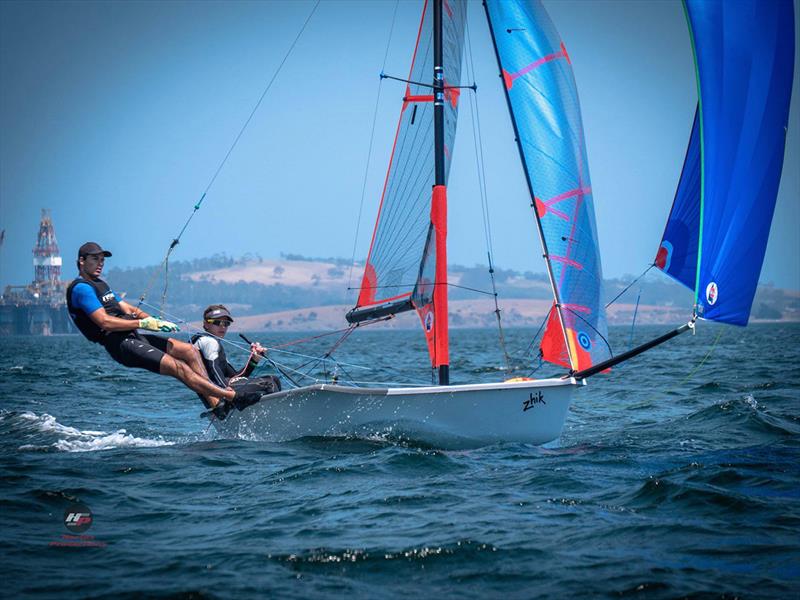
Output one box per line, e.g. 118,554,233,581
159,354,235,406
166,338,225,408
166,339,209,379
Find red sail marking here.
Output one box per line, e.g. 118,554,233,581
559,193,585,289
404,94,434,105
403,80,459,111
444,80,460,108
534,186,591,220
540,303,570,369
655,245,669,269
443,0,453,18
358,0,429,308
534,197,568,220
562,303,590,313
503,42,570,90
358,263,378,306
551,256,583,269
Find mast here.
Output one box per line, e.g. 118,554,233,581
482,0,573,371
432,0,449,385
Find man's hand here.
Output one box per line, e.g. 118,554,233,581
139,317,180,332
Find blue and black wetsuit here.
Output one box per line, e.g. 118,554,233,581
66,277,169,374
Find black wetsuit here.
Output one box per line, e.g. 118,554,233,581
66,276,169,374
191,332,281,397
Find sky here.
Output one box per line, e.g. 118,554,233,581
1,0,798,293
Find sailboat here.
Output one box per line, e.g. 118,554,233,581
211,0,794,445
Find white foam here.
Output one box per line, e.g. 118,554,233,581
11,410,175,453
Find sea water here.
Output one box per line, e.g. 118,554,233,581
1,324,798,598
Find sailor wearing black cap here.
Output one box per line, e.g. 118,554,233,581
66,243,260,415
191,304,281,413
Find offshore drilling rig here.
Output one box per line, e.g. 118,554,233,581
0,210,74,335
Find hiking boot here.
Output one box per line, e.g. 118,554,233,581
212,400,234,420
201,400,233,421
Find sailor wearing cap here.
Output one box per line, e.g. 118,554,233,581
191,305,280,414
66,243,261,415
191,304,266,386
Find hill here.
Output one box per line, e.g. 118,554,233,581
105,254,800,331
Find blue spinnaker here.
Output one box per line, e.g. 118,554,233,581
657,0,795,326
485,0,610,371
656,108,701,291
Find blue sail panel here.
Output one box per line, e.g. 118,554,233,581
485,0,610,371
655,108,700,291
687,0,794,325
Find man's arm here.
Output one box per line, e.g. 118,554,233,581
118,300,149,320
86,307,142,332
71,283,140,332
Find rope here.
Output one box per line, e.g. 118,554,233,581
348,0,400,301
678,327,723,384
137,0,322,313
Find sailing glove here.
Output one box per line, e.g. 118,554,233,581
139,317,180,332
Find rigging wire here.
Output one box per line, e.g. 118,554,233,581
347,0,401,302
137,0,322,314
465,13,511,371
133,300,433,388
516,303,552,363
135,299,370,372
605,264,655,308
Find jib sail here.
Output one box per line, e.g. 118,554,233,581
484,0,610,372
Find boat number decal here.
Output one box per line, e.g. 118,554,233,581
424,312,434,332
577,331,591,351
706,281,718,305
523,391,545,411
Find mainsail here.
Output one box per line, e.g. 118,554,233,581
484,0,610,372
656,0,795,326
348,0,467,373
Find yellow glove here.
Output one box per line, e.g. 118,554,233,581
139,317,179,332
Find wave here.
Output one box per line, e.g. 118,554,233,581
1,410,175,453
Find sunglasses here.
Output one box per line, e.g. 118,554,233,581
206,319,232,328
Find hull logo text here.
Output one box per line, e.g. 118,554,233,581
523,391,545,412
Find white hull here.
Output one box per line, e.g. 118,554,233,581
211,377,582,446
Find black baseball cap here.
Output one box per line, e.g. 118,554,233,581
78,242,112,258
203,305,234,322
